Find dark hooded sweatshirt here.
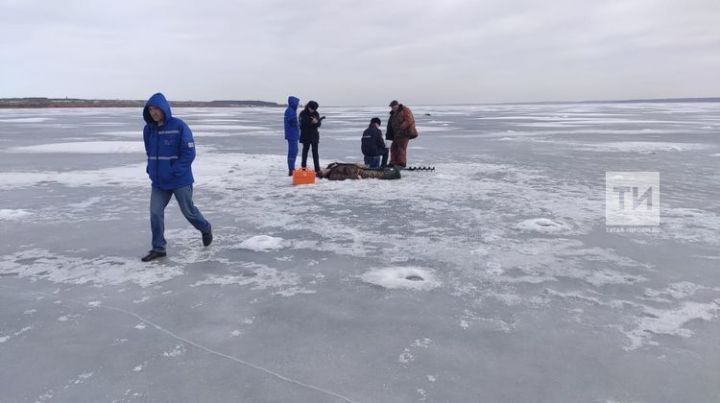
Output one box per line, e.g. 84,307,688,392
299,109,322,144
361,124,386,157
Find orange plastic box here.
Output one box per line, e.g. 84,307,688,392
292,168,316,185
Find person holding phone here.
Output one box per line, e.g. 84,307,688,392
299,100,323,173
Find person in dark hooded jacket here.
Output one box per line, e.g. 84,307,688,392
141,93,213,262
284,96,300,176
299,100,322,172
361,117,388,168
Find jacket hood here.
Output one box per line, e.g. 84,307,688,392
288,96,299,110
144,92,173,125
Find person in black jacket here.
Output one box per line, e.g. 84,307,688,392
299,100,322,172
361,117,388,168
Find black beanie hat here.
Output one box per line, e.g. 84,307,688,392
389,100,399,107
307,100,319,110
370,117,381,126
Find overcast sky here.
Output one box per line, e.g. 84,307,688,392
1,0,719,105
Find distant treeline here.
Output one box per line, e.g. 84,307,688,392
0,98,283,108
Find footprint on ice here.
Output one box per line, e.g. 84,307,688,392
361,267,440,291
238,235,285,252
515,218,570,234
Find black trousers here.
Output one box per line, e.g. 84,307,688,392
301,142,320,172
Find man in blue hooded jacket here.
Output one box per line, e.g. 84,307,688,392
141,92,213,262
284,96,300,176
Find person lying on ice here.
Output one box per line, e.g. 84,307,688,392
317,162,401,181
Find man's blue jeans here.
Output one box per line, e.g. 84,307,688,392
364,148,389,168
364,156,381,168
150,185,210,252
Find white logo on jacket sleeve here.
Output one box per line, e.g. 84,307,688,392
188,142,195,148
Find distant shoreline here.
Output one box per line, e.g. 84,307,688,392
0,98,283,109
0,97,718,109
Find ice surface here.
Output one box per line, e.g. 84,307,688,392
360,267,440,290
238,235,285,251
5,141,145,154
1,103,719,402
0,209,32,220
515,218,572,234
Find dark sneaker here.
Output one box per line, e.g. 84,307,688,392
288,169,293,176
202,225,213,247
141,250,166,262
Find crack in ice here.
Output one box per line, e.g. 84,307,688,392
0,285,356,403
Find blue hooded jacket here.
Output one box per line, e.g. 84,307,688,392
284,96,300,140
143,93,196,190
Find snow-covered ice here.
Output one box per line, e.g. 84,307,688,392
1,103,719,402
237,235,285,252
4,141,145,154
0,209,32,220
360,267,440,290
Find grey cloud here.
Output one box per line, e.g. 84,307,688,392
1,0,718,105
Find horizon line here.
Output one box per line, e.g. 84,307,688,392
1,96,719,108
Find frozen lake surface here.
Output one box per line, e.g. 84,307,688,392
1,103,719,402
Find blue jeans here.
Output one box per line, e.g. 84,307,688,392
150,185,210,252
364,156,381,168
287,139,298,171
364,149,389,168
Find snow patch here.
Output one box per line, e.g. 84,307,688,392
624,301,720,350
398,338,432,364
361,267,440,290
68,197,103,210
515,218,571,234
0,249,183,287
163,345,186,358
192,263,314,296
644,282,706,300
0,326,32,343
237,235,285,252
584,270,646,287
5,141,145,154
586,141,709,153
0,117,51,123
0,209,32,221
